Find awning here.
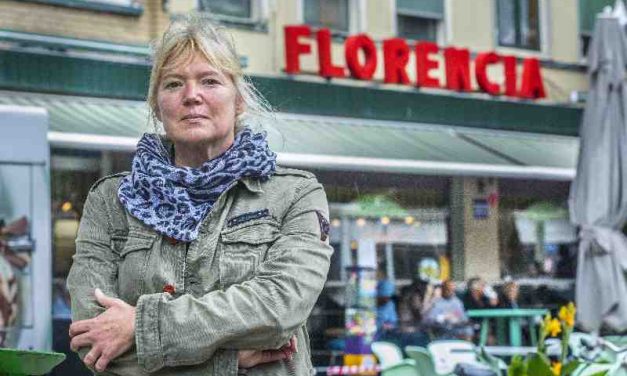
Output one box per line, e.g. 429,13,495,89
0,91,578,180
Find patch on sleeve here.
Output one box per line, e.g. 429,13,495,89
227,208,270,227
315,210,330,241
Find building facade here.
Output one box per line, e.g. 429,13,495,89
0,0,615,368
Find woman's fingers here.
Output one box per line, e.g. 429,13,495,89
70,333,92,352
69,319,93,337
262,348,291,363
82,346,102,370
95,349,113,373
289,336,298,353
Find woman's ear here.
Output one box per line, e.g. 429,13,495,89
154,106,162,122
235,95,245,116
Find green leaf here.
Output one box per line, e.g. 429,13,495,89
526,353,553,376
561,360,581,376
508,355,527,376
478,347,503,375
586,371,609,376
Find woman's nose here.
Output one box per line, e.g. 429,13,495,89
182,83,201,105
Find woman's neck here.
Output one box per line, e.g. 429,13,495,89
173,139,233,168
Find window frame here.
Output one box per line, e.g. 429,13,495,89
299,0,362,35
197,0,268,29
393,0,445,44
495,0,544,51
20,0,142,16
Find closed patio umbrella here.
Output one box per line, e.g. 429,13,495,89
569,10,627,332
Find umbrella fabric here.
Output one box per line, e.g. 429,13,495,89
569,15,627,332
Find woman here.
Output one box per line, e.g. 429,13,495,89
66,13,332,375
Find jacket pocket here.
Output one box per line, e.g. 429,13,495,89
117,233,155,304
218,220,280,288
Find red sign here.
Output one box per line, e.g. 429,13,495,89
284,25,546,100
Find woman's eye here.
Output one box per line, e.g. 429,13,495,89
164,81,181,89
202,78,219,86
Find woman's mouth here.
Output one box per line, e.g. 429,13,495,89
181,114,208,121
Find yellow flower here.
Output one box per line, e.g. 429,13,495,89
551,361,562,376
558,302,576,328
546,318,562,337
541,314,553,336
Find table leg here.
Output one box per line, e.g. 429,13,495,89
529,319,538,346
480,318,489,346
509,318,522,347
496,318,506,345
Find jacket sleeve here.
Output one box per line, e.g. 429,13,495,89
66,187,121,360
134,177,333,372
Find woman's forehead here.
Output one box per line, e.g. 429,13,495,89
160,51,224,77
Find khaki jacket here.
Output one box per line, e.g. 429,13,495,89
67,167,333,376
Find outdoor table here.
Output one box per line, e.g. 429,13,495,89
0,348,65,376
467,308,548,347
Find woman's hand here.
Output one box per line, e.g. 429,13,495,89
238,336,297,369
69,289,136,372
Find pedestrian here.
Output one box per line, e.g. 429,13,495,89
66,13,333,375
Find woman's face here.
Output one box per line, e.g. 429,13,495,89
156,52,240,152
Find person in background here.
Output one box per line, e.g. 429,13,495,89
397,279,438,347
422,280,473,341
398,279,441,330
499,280,520,309
376,279,399,334
463,277,499,310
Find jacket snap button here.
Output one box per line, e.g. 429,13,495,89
163,284,175,294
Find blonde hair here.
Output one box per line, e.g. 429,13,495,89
147,13,273,133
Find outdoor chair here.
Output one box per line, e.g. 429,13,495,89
370,341,419,376
405,346,453,376
427,340,478,374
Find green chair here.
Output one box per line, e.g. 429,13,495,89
0,348,65,376
405,346,453,376
371,341,419,376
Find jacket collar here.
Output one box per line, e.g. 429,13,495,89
240,177,263,193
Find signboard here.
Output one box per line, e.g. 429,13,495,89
473,199,490,219
284,25,546,100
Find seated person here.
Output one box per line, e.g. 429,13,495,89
463,277,498,310
499,280,520,309
376,279,399,335
398,279,433,332
422,280,474,341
